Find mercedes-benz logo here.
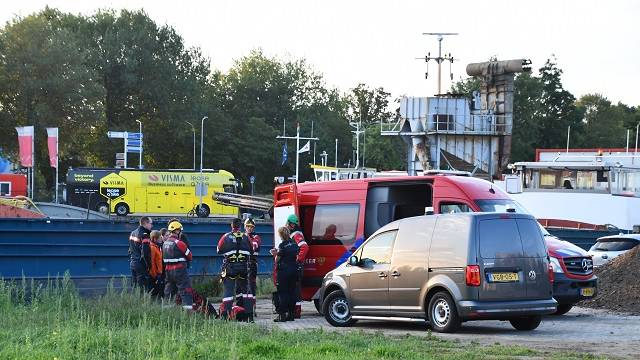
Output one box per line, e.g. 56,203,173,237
528,270,536,280
582,258,592,272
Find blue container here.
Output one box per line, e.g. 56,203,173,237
0,218,274,280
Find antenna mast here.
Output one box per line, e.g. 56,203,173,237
417,32,458,95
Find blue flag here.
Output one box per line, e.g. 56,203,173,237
281,142,288,166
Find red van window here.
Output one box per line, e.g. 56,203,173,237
300,204,360,247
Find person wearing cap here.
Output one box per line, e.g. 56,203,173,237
129,216,153,292
217,218,254,321
244,217,261,314
286,214,308,318
163,221,194,310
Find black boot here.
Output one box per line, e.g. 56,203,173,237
285,311,295,321
273,313,287,322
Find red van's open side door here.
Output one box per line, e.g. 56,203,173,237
273,183,299,248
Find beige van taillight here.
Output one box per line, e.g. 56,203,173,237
465,265,481,286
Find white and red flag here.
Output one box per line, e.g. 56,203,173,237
46,127,59,168
15,126,34,167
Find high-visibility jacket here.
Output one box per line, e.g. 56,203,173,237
149,242,163,278
290,226,308,264
162,234,192,270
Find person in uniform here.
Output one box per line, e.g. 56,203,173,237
163,221,193,310
286,214,308,318
217,218,253,321
129,216,153,292
270,226,299,322
244,218,261,315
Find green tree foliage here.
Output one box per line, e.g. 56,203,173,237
0,7,105,198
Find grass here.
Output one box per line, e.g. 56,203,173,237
0,276,600,360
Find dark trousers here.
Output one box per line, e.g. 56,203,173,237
164,266,193,309
276,266,297,316
294,265,304,317
130,261,151,292
222,264,252,319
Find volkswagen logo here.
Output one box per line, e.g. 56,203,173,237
528,270,536,280
582,258,592,272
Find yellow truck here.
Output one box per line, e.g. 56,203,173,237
69,168,239,217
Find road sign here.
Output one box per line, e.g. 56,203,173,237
116,153,125,160
107,131,127,139
99,173,127,200
127,139,142,147
250,176,255,184
127,132,143,140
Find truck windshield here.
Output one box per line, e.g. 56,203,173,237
476,199,528,214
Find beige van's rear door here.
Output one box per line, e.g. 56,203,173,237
478,218,528,301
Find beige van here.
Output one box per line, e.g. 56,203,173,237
316,212,557,333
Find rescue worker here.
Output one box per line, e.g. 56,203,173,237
168,218,190,248
286,214,308,318
129,216,153,292
270,226,299,322
149,230,165,298
217,218,253,321
244,217,261,314
163,221,194,310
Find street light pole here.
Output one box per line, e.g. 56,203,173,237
135,120,143,169
199,116,208,208
185,121,196,170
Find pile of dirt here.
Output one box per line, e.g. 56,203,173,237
580,245,640,314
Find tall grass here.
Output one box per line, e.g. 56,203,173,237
0,276,598,360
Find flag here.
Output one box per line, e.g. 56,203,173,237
46,128,59,168
15,126,34,167
298,140,310,154
281,142,288,166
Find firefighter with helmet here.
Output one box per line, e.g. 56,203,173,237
217,218,254,321
286,213,308,318
244,217,261,314
163,221,194,310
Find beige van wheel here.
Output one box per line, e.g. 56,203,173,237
427,291,461,333
323,290,357,327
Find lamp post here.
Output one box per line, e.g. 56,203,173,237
135,120,143,168
199,116,208,209
185,121,196,170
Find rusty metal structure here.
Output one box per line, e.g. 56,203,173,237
381,58,531,179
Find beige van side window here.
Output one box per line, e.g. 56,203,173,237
359,230,397,265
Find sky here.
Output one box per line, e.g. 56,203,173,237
1,0,639,105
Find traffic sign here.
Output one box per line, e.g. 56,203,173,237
107,131,127,139
250,176,255,184
99,173,127,200
127,132,143,140
127,139,142,147
116,153,125,160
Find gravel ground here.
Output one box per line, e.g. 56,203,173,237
253,300,640,359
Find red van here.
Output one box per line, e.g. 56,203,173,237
272,174,525,302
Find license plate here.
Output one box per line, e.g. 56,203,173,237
489,272,519,282
581,287,595,297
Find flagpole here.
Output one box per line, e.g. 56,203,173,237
31,128,35,199
296,124,300,183
55,133,59,203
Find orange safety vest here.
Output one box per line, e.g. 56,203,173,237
149,243,164,278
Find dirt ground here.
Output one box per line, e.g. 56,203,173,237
254,300,640,359
581,246,640,314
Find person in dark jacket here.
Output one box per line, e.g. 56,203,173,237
217,218,253,321
129,216,153,292
244,217,261,314
270,226,299,322
163,221,194,310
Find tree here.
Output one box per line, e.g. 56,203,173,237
0,7,105,199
